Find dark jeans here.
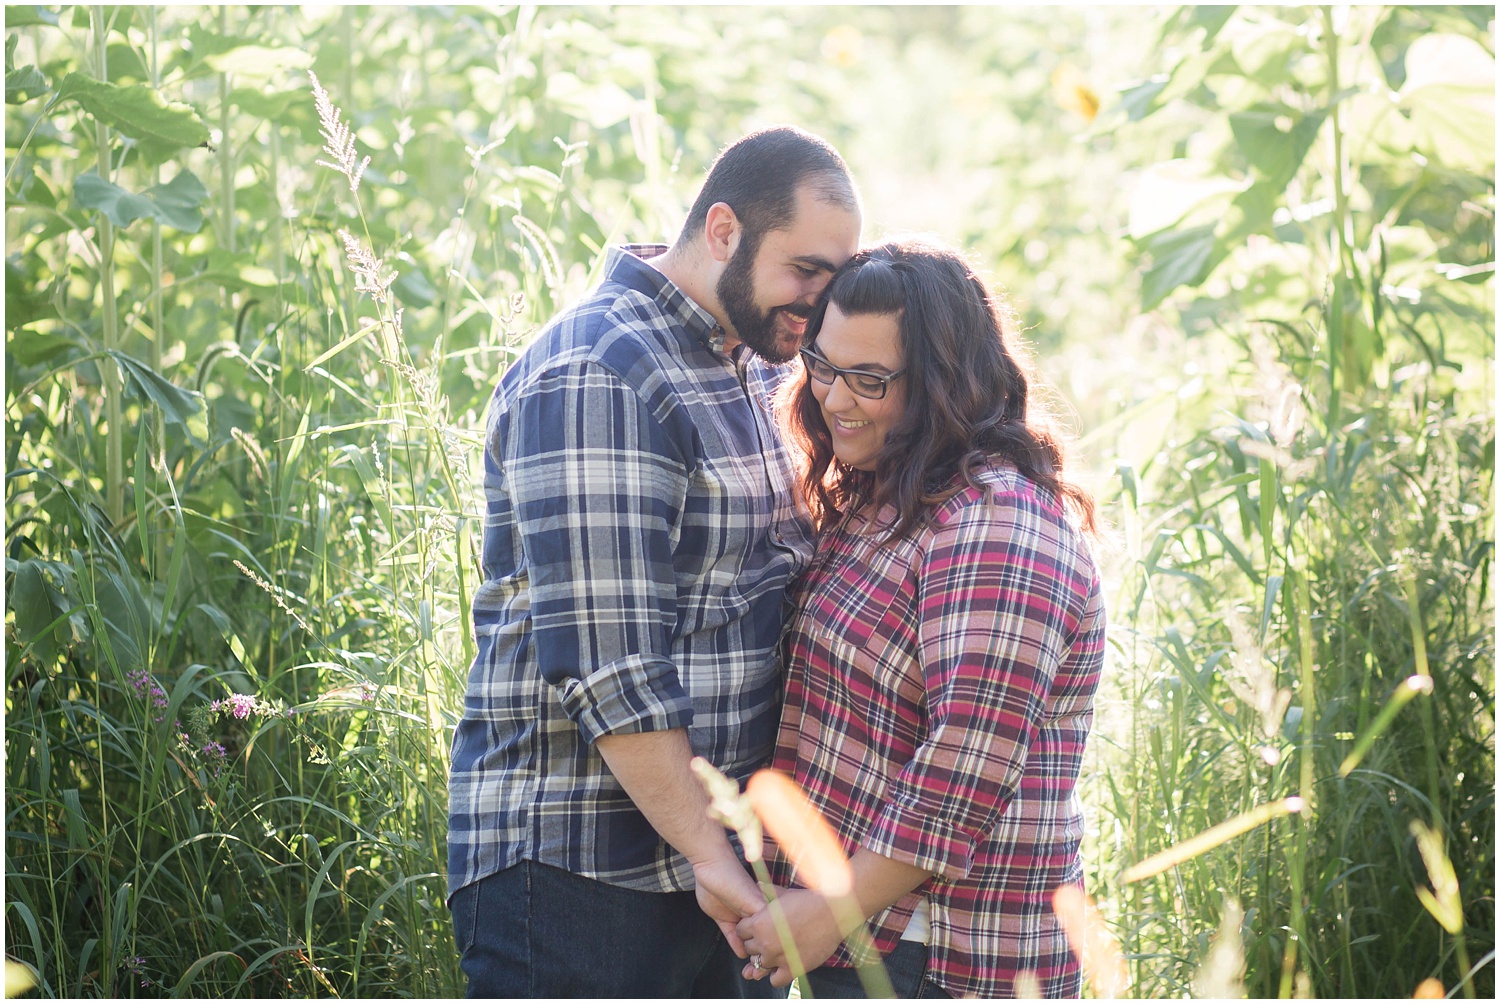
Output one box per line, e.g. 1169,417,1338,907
450,860,787,999
805,940,951,999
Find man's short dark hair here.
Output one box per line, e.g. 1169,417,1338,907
676,126,858,255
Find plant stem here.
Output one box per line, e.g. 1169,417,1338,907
217,5,235,255
92,5,124,528
1322,5,1350,440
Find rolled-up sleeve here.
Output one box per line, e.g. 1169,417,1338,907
862,493,1074,880
500,359,694,745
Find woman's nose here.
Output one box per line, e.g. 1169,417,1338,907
823,373,857,411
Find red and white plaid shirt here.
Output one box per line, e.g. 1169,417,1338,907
765,460,1106,999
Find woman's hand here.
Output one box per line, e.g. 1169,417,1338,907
736,888,843,988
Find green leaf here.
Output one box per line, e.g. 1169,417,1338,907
5,7,60,28
1119,74,1170,121
141,169,210,232
204,45,313,78
8,331,80,366
55,72,209,151
1190,5,1237,42
1229,105,1328,190
70,5,134,34
74,172,158,228
229,85,301,119
1398,34,1495,174
6,63,46,102
1139,223,1220,309
73,169,208,232
11,561,60,666
108,350,208,442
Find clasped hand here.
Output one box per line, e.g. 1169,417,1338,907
735,887,843,989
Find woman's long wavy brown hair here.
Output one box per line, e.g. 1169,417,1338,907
781,237,1098,540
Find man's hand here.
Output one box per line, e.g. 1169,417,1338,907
594,730,766,955
736,888,843,988
692,854,767,957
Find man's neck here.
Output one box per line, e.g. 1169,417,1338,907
647,245,738,353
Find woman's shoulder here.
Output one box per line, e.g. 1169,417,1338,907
929,457,1068,529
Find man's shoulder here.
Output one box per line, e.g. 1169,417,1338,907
503,281,681,394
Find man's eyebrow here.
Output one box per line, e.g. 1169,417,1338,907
792,254,839,273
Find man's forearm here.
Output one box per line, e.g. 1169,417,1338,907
596,728,766,950
594,728,732,865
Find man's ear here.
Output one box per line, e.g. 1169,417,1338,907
703,202,741,264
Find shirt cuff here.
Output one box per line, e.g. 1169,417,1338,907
862,797,981,882
554,653,695,745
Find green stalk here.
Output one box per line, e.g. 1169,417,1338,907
92,6,124,527
1403,573,1475,998
148,5,167,574
1321,5,1350,440
217,5,235,255
747,858,811,990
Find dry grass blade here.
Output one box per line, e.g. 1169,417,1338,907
1051,884,1129,999
746,770,852,897
1121,797,1305,884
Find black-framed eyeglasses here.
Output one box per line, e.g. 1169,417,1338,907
799,346,907,401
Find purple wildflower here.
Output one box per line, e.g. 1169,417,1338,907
226,694,256,720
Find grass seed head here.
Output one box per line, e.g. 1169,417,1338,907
746,769,851,896
1051,884,1129,999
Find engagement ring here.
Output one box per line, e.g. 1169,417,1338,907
751,955,768,972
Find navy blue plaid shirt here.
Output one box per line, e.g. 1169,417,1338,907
448,245,816,897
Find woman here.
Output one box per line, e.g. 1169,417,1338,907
735,239,1105,999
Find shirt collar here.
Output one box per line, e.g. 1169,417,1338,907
606,244,730,356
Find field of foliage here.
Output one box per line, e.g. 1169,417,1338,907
5,4,1493,998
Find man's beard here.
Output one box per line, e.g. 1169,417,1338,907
716,239,809,364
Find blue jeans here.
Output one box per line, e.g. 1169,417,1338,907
805,940,952,999
450,860,787,998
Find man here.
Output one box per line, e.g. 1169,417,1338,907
448,126,862,997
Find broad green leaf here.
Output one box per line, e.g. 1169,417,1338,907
1226,16,1304,86
108,350,208,442
74,169,208,232
11,561,60,666
8,331,80,366
55,72,209,151
5,32,16,69
393,260,438,307
1229,105,1328,190
70,5,134,34
141,169,210,232
204,45,312,78
5,63,47,103
1190,5,1237,43
1139,223,1220,309
5,258,57,335
1219,179,1280,245
74,172,158,228
1398,34,1495,174
185,22,253,62
229,85,300,119
1128,159,1245,239
1119,74,1169,121
5,6,60,27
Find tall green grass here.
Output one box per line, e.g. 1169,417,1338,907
5,5,1491,999
1085,6,1494,998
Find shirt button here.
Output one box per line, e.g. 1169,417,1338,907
776,532,785,543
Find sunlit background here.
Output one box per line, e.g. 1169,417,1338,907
5,5,1493,998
